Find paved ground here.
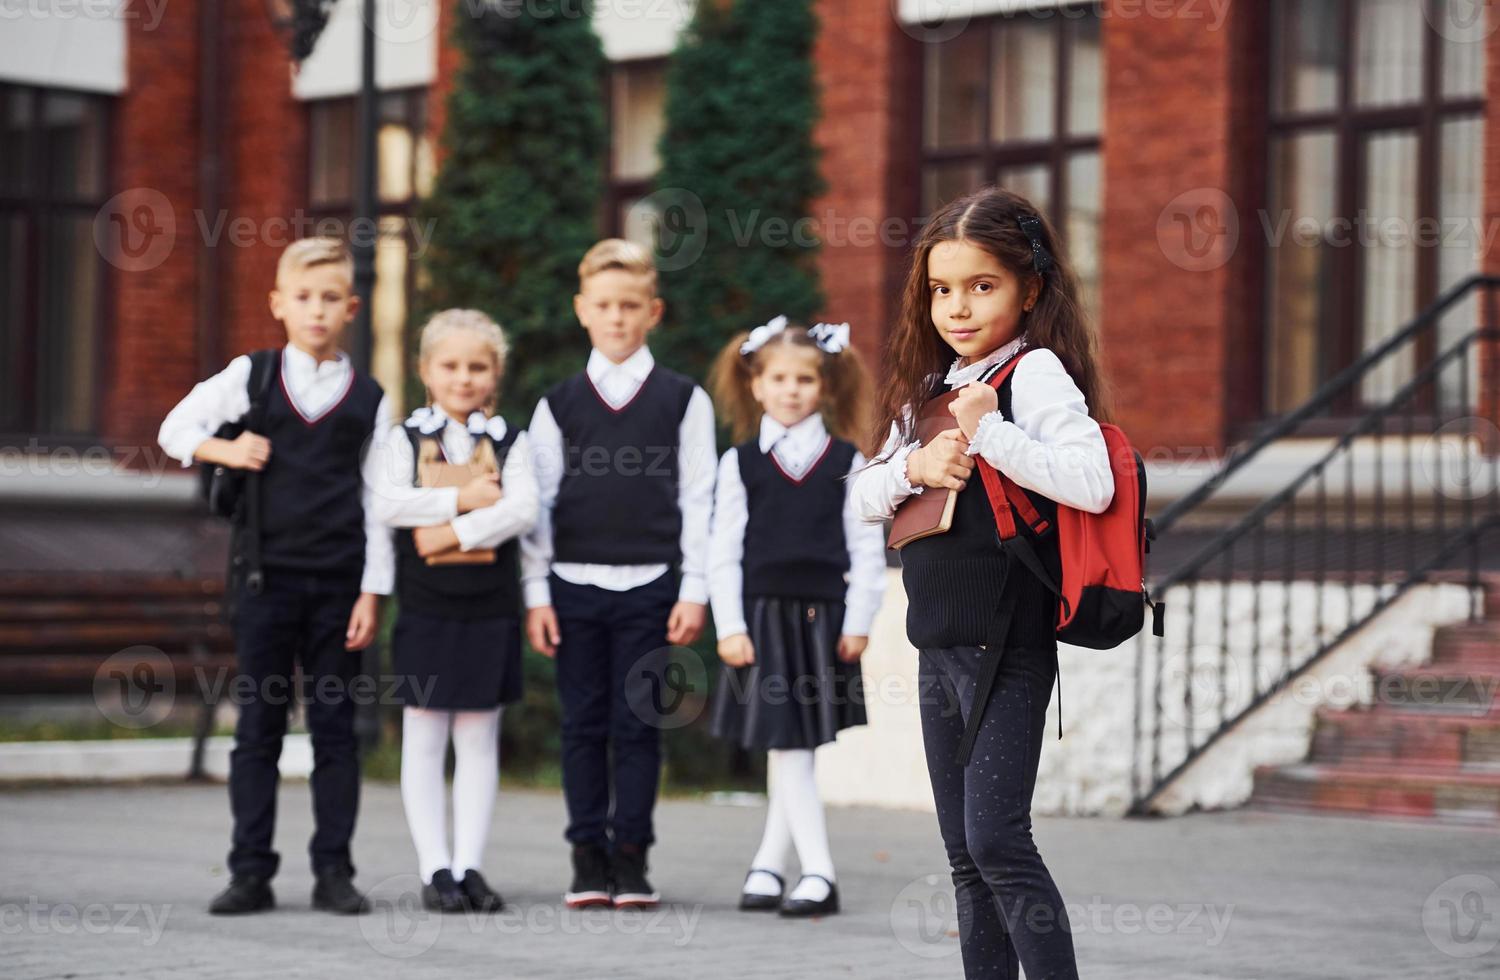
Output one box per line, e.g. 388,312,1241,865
2,781,1498,979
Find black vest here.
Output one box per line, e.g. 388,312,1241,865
548,366,696,565
738,435,856,601
899,370,1061,651
394,420,523,620
258,364,383,580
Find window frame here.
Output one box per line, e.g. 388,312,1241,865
1263,0,1486,420
0,81,113,445
605,56,670,240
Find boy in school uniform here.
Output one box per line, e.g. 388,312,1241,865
523,239,715,908
158,238,393,916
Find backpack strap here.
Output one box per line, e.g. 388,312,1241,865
953,591,1018,767
237,348,281,597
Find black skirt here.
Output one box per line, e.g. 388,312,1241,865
709,596,868,751
391,610,523,711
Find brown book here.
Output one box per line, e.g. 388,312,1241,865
887,389,964,551
417,457,499,566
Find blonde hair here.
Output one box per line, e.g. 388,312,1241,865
578,238,658,294
417,308,510,409
708,323,873,445
276,237,353,287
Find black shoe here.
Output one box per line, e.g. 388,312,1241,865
458,869,505,913
209,875,274,915
610,843,659,908
779,875,839,918
738,869,785,912
564,843,612,908
421,868,467,913
311,869,370,915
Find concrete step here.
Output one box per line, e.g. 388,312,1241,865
1430,621,1500,666
1251,763,1500,826
1371,663,1500,713
1310,706,1500,770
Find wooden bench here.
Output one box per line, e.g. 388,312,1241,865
0,574,236,778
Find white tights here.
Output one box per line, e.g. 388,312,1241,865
399,706,502,884
745,748,835,902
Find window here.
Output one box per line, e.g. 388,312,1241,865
308,89,432,415
0,84,110,438
919,5,1104,312
1266,0,1486,414
608,59,669,248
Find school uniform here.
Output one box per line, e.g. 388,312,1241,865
158,344,394,882
850,336,1112,980
521,345,716,850
369,407,538,710
706,413,887,750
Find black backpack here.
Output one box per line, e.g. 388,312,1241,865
199,349,279,606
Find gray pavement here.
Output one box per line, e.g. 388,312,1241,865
2,781,1497,979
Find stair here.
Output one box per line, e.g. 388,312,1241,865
1250,577,1500,826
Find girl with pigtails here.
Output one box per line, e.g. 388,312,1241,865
705,317,888,918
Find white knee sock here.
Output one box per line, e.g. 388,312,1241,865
745,759,794,896
450,707,502,878
770,749,836,902
400,707,453,884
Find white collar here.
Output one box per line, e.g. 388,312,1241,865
586,345,654,384
282,343,349,376
944,336,1026,388
758,412,827,455
405,406,507,442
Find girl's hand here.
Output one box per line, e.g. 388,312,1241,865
412,523,459,558
906,429,974,491
949,381,999,440
457,473,502,513
837,635,868,663
718,633,754,667
344,593,380,651
526,606,561,658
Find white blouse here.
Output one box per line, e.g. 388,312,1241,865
709,414,888,639
849,339,1114,523
368,408,539,552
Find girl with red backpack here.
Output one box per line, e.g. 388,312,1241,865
850,188,1115,979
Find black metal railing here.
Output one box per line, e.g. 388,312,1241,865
1130,274,1500,814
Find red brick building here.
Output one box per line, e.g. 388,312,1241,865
2,0,1495,501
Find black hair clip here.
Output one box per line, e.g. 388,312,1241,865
1017,214,1055,276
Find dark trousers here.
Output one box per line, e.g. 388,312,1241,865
227,569,362,879
919,645,1079,980
551,570,675,849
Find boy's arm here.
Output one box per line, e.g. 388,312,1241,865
157,355,254,466
674,386,716,605
519,397,563,609
358,395,397,596
707,449,748,638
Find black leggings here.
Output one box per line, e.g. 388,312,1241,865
919,645,1079,980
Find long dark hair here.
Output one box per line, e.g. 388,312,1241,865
874,186,1110,453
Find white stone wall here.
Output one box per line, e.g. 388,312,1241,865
816,570,1473,816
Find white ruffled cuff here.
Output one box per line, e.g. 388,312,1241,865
891,442,924,497
964,411,1008,457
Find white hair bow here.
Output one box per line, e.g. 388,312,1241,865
739,315,789,356
467,411,507,442
809,321,851,354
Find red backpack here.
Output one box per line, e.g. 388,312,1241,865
977,351,1161,650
